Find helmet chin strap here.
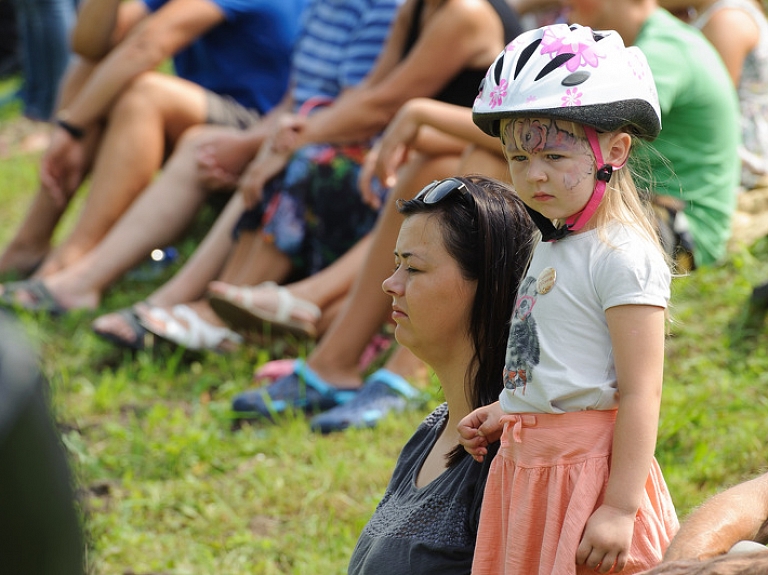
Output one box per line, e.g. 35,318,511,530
531,125,621,242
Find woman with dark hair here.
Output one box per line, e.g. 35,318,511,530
347,174,534,574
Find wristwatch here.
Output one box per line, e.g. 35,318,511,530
55,114,86,140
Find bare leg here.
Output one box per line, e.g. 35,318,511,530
91,190,243,343
0,192,68,277
36,125,236,310
179,231,295,327
148,192,245,307
36,73,208,276
0,60,99,276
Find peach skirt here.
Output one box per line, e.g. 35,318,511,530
471,410,679,575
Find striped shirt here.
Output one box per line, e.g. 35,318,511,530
290,0,401,111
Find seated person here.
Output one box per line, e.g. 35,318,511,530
344,175,535,573
0,0,304,283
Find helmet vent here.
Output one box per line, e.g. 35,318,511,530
562,71,590,86
535,53,576,81
514,38,543,80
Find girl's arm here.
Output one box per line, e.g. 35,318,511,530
576,304,666,573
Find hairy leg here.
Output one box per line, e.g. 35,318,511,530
37,125,235,310
36,72,208,276
0,59,98,276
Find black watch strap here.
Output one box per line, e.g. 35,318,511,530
55,117,86,140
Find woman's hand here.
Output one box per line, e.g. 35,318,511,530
457,401,504,462
576,504,636,573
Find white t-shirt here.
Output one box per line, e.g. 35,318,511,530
500,223,671,414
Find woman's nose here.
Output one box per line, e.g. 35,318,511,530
382,269,402,296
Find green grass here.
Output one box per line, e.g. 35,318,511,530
2,102,768,574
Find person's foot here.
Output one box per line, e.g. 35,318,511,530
92,307,152,350
136,301,243,352
208,280,321,339
309,369,426,434
0,279,67,314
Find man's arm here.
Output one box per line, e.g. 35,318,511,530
70,0,148,61
664,472,768,561
58,0,225,132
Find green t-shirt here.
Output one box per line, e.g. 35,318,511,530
635,8,741,266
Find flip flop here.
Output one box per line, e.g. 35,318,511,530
91,307,152,351
138,304,243,353
0,279,67,315
208,281,321,340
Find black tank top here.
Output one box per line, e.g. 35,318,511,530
402,0,522,107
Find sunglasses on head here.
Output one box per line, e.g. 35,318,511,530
414,177,468,204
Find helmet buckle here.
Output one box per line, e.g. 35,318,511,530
596,164,613,182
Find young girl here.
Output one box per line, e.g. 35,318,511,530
458,24,679,574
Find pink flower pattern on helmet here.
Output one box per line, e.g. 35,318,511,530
540,25,604,72
489,79,508,109
561,87,582,107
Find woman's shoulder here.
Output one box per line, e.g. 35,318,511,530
419,402,449,431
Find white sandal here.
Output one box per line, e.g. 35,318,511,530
138,304,243,352
207,281,321,339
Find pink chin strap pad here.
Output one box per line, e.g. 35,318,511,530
565,126,626,232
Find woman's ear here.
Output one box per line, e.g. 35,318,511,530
603,131,632,167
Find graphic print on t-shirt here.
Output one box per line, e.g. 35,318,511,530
504,275,541,393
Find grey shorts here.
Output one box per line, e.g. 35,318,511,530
204,90,261,129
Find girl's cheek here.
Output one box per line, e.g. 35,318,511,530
562,158,594,191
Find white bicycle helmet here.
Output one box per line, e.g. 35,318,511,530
473,24,661,241
473,23,661,139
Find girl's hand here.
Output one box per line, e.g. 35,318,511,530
457,402,504,462
576,504,636,573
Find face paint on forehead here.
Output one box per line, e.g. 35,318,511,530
503,118,591,156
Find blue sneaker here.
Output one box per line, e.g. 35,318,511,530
232,359,358,421
310,369,425,434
